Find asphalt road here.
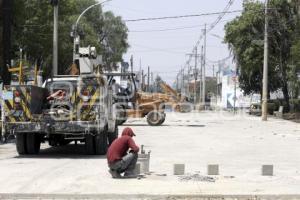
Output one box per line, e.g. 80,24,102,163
0,111,300,199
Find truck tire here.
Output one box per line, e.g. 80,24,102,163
147,111,165,126
108,126,118,146
26,133,41,154
94,132,108,155
16,133,27,155
158,114,166,125
85,134,95,155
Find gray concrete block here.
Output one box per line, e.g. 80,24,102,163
207,164,219,175
133,163,141,175
262,165,273,176
173,164,185,175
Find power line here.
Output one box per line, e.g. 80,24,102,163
124,10,242,22
128,18,236,33
175,0,236,88
206,55,233,64
185,0,235,69
129,43,187,54
128,49,186,54
129,24,206,33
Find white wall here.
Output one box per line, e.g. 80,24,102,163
218,75,252,109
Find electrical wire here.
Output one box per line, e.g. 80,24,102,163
128,43,188,54
129,25,206,33
184,0,235,69
174,0,236,85
206,55,233,64
128,18,236,33
124,10,242,22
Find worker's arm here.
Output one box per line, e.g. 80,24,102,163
47,90,63,100
128,138,139,153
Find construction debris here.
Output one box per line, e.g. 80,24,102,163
178,173,216,182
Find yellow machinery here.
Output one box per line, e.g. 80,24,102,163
8,49,39,85
159,82,191,112
106,73,166,126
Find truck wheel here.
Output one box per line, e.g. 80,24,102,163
85,134,95,155
26,133,41,154
108,126,118,146
147,111,164,126
158,114,166,125
16,133,27,155
94,132,108,155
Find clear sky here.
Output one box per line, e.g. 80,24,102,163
102,0,244,84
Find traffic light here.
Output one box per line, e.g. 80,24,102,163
49,0,58,6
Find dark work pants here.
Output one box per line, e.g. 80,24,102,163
109,152,138,173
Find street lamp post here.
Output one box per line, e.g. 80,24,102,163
262,0,269,121
72,0,112,61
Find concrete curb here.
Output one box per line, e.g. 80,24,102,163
1,193,300,200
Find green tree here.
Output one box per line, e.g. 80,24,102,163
224,0,298,110
288,0,300,98
12,0,129,76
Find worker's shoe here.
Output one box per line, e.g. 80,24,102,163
109,169,121,179
123,171,138,178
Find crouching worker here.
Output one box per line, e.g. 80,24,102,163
107,127,139,178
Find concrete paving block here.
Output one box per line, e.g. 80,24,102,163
173,164,185,175
262,165,273,176
133,163,141,175
207,164,219,175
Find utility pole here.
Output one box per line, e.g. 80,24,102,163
181,67,185,96
139,58,142,71
200,46,204,104
193,47,198,104
151,72,154,92
130,55,133,73
202,24,207,106
141,70,144,91
52,0,59,76
233,71,237,114
216,61,221,103
187,49,200,104
187,65,190,98
176,73,179,92
139,58,142,81
0,0,4,83
147,66,150,92
262,0,269,121
1,0,12,85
